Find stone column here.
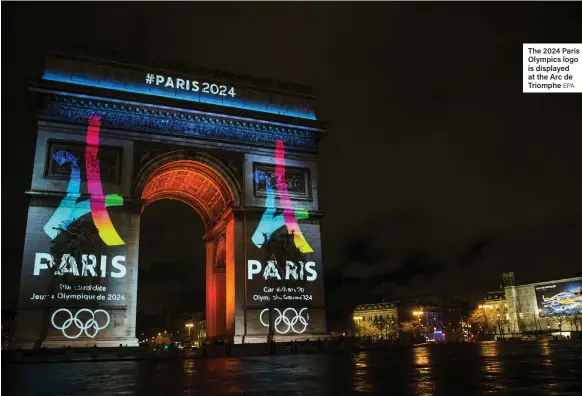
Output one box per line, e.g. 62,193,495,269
225,215,235,339
232,209,247,344
205,239,216,339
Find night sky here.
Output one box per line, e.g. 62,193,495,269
2,3,582,329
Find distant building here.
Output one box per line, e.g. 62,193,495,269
474,290,509,338
353,301,399,339
353,295,464,342
480,273,582,337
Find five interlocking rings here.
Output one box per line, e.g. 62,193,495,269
260,307,309,334
51,308,111,339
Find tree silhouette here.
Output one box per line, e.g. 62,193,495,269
565,308,582,332
357,320,381,338
375,316,398,339
549,311,568,336
400,320,424,337
469,308,489,335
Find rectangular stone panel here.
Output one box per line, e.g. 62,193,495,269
45,140,123,183
252,162,312,200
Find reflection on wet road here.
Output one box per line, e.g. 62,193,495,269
3,342,582,395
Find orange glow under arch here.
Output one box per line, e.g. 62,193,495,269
140,160,235,229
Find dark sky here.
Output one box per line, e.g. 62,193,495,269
2,3,582,326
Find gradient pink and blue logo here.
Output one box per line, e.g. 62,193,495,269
44,115,125,246
252,140,313,253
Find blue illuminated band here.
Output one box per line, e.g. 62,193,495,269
43,72,316,120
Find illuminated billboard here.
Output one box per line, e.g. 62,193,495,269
535,279,582,318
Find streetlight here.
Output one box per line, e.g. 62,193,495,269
412,311,424,338
186,323,194,346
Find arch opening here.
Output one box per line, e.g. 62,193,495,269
137,200,206,340
138,156,239,342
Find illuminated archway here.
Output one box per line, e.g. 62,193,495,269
135,151,241,227
135,150,241,340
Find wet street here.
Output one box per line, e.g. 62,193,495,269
3,341,582,395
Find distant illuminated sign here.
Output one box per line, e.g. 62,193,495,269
144,73,236,98
42,55,317,120
535,279,582,317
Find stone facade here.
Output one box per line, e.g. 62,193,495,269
353,302,399,337
12,52,329,349
481,275,582,335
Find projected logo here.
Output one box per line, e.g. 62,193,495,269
252,140,313,253
44,115,125,246
51,308,111,339
260,307,309,334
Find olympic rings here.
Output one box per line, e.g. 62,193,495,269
260,307,309,334
51,308,110,339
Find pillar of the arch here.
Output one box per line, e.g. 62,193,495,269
214,270,227,338
233,209,328,343
231,211,247,344
204,211,239,342
225,214,239,340
205,239,216,339
12,198,140,349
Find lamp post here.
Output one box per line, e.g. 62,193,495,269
412,311,424,338
186,323,193,346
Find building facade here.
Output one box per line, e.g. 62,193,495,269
474,290,509,338
505,275,582,335
353,302,399,338
480,273,582,337
353,296,464,342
